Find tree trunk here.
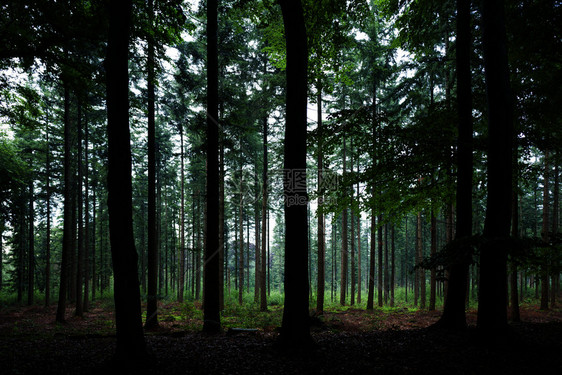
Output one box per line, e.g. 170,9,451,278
178,127,185,302
340,137,348,306
239,165,244,305
145,0,159,328
105,0,146,359
27,175,34,306
75,103,84,317
551,163,559,307
316,88,325,314
477,0,513,336
357,183,362,305
45,121,51,306
384,223,389,305
203,0,221,334
540,150,550,310
56,80,72,323
219,135,225,311
378,214,383,307
437,0,473,331
260,115,268,312
390,225,395,307
83,113,90,312
367,213,375,310
429,210,437,311
278,0,312,350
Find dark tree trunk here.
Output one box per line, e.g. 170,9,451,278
75,104,84,317
27,177,34,306
378,214,383,307
357,181,362,305
429,210,437,311
56,81,72,323
384,224,389,305
83,116,90,312
316,88,325,314
278,0,312,350
219,136,225,311
238,166,244,305
340,137,348,306
477,0,513,336
510,141,520,322
540,151,550,310
178,127,185,302
260,115,268,312
551,163,559,307
390,226,395,307
203,0,221,334
367,213,375,310
437,0,473,328
145,0,159,329
45,120,51,306
105,0,146,359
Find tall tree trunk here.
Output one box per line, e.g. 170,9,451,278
540,151,550,310
367,213,375,310
477,0,513,336
260,116,268,312
238,165,244,305
429,210,437,311
145,0,159,328
390,226,395,307
316,88,325,314
551,162,559,307
510,182,520,321
384,224,389,305
340,137,348,306
357,182,362,305
378,214,383,307
203,0,221,333
45,120,51,306
75,103,84,317
27,174,34,306
105,0,146,359
83,113,90,312
56,80,71,323
351,211,356,305
415,212,421,307
278,0,312,350
437,0,473,330
219,135,225,311
178,127,185,302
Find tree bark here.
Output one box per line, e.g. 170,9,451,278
56,80,71,323
477,0,513,336
105,0,146,359
145,0,159,329
367,213,375,310
260,115,268,312
316,88,325,314
278,0,312,350
540,151,550,310
203,0,221,334
340,137,348,306
436,0,474,330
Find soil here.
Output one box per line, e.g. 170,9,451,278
1,303,561,374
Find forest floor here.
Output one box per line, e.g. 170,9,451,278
0,300,561,374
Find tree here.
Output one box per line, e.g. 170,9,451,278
435,0,473,331
477,0,513,336
145,0,159,330
277,0,312,351
203,0,221,334
105,0,146,360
